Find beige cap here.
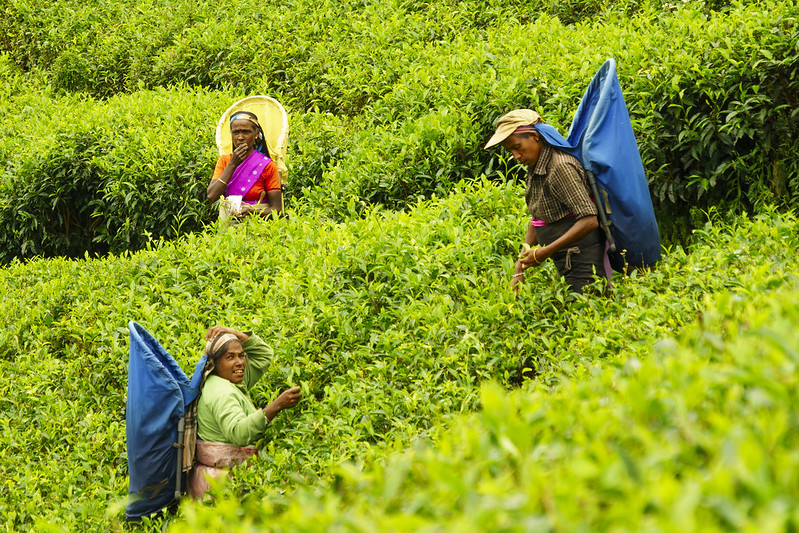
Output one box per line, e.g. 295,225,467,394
484,109,541,149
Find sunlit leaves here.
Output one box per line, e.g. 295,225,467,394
1,183,798,530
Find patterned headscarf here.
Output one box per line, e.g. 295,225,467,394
204,333,240,366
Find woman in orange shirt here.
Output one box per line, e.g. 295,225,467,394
207,111,283,220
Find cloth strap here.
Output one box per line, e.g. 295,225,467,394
565,247,581,271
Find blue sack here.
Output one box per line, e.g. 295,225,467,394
534,59,662,271
568,58,661,270
125,321,202,520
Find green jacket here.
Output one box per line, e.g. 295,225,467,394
197,334,273,447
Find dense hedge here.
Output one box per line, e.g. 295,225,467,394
174,280,799,531
0,83,367,262
0,87,227,262
302,1,799,227
1,1,797,262
0,0,741,104
0,182,796,530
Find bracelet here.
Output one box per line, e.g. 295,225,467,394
532,248,540,264
214,177,228,185
512,273,524,279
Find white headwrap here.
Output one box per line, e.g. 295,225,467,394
204,333,240,360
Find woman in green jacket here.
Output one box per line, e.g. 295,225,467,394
189,326,301,499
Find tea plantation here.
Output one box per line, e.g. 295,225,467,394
1,0,798,530
2,191,798,530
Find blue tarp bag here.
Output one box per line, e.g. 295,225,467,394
125,321,203,520
534,58,662,271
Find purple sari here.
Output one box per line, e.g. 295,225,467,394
226,150,273,205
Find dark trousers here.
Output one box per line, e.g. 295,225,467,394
536,217,608,294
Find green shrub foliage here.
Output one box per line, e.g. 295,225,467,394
0,88,230,262
301,1,799,225
1,1,797,261
3,2,799,529
0,181,797,529
175,281,799,531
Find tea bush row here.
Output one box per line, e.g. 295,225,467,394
303,1,799,230
0,0,740,103
0,83,368,263
173,277,799,531
1,1,797,262
0,180,797,530
0,87,229,262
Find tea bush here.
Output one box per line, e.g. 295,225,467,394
0,82,366,262
3,1,799,530
0,87,229,262
2,0,797,262
173,277,799,531
1,0,741,101
0,180,796,530
304,1,799,227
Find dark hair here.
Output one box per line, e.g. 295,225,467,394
510,130,547,147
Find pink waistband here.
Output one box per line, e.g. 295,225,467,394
195,440,257,469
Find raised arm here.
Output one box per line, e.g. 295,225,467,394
205,325,250,344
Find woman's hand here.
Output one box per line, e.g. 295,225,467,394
234,203,275,219
234,203,253,218
263,386,302,421
204,326,250,343
229,142,250,168
207,147,248,203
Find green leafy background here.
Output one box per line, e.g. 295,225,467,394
1,0,798,530
1,0,797,261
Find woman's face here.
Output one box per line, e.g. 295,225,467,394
214,341,246,384
501,132,542,168
231,119,257,152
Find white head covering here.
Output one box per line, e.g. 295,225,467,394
204,333,240,360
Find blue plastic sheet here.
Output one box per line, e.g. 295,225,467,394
125,321,200,519
534,58,662,271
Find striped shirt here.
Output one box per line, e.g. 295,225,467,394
525,144,597,223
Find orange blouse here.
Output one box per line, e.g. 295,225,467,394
213,154,281,202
